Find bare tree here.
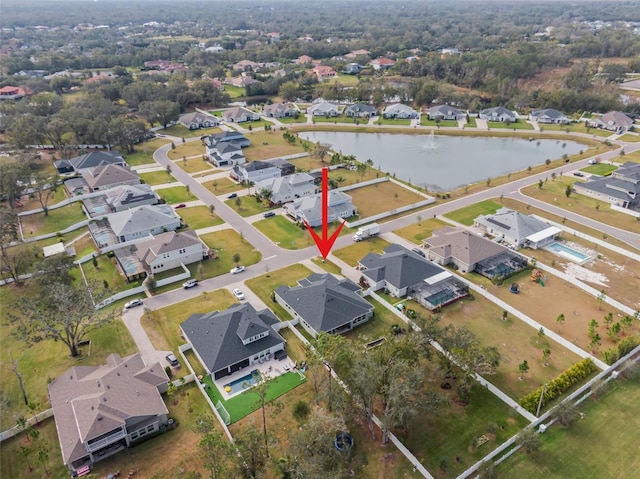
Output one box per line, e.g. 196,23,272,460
7,353,29,405
29,173,60,216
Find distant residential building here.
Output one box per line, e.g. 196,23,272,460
308,101,339,117
345,49,370,59
369,57,396,70
474,208,561,249
0,85,28,100
382,103,419,119
181,303,286,380
233,60,261,71
479,107,517,123
429,105,465,121
343,63,363,75
573,161,640,210
263,102,297,118
344,103,377,118
255,172,318,205
530,108,570,124
275,273,373,337
179,112,219,130
49,353,168,475
223,76,258,88
296,55,313,64
588,111,634,133
222,106,260,123
312,65,337,81
284,190,356,227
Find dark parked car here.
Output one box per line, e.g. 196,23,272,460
175,203,187,209
166,353,180,367
412,248,426,258
263,211,276,218
228,193,238,199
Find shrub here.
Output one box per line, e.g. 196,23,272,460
292,400,310,422
518,358,597,414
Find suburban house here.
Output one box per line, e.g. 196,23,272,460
255,172,318,205
224,75,258,88
344,103,377,118
206,131,250,148
530,108,570,124
233,60,261,71
474,208,561,249
345,49,370,59
573,161,640,210
358,244,469,310
423,227,528,279
106,204,181,243
588,111,634,133
382,103,419,119
275,273,373,337
308,101,339,117
312,65,338,81
114,230,208,281
230,160,282,184
179,112,219,130
263,102,297,118
83,164,140,192
284,190,356,227
0,85,28,100
479,107,518,123
83,184,159,217
54,150,126,175
343,63,363,75
369,57,396,70
48,353,169,475
428,105,465,121
180,303,286,380
222,106,260,123
208,142,246,167
295,55,313,65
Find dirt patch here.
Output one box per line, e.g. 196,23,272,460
564,263,609,288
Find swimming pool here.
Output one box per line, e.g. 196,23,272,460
545,242,592,265
224,369,259,394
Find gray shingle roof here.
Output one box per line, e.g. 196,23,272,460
275,274,372,334
108,204,179,238
84,164,139,189
424,227,508,265
359,244,446,290
475,208,553,241
180,303,284,375
70,150,124,170
531,108,567,120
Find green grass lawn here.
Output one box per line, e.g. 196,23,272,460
15,185,66,211
242,130,306,162
444,199,502,226
122,138,170,166
240,118,273,130
19,203,87,236
222,85,245,98
332,236,391,267
160,124,222,139
420,116,459,128
177,205,224,229
540,123,614,137
375,117,412,126
498,377,640,478
313,115,359,124
342,297,403,344
310,257,342,275
176,157,213,174
579,163,617,175
617,133,640,142
168,142,206,160
276,115,308,124
156,186,196,204
197,229,262,276
466,117,478,128
393,218,448,244
202,371,306,423
143,289,236,351
81,255,137,292
203,177,244,195
252,215,309,249
139,170,177,186
245,263,313,320
224,195,277,217
348,180,426,218
487,121,534,130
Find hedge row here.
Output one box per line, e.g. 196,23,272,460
519,358,598,414
603,336,640,365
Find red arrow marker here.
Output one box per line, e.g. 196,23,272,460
304,167,346,259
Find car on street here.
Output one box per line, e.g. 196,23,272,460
412,248,426,258
228,193,238,199
182,279,198,289
574,172,585,177
166,353,180,367
230,265,245,275
233,288,245,300
124,298,143,309
175,203,186,209
263,211,276,218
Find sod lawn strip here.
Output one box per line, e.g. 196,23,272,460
139,170,177,186
579,163,617,175
156,185,197,204
177,205,224,229
168,142,206,160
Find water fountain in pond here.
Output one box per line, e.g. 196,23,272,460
425,130,436,151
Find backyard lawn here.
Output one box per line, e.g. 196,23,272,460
444,199,502,226
19,203,87,236
122,138,170,166
143,289,236,351
498,376,640,479
168,141,206,160
579,163,617,175
332,236,391,267
177,205,224,229
342,297,405,345
242,130,306,161
14,185,66,211
276,115,308,124
313,114,359,124
348,180,427,219
81,255,132,292
156,185,197,204
139,170,177,186
393,217,448,244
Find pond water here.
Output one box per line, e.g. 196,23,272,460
299,131,584,191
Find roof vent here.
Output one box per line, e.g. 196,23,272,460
96,380,100,387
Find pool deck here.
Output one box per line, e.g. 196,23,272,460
213,355,297,400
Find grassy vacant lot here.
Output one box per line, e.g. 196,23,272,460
487,121,534,130
202,177,244,195
222,84,245,98
276,115,308,124
499,377,640,479
541,123,614,137
333,236,391,267
420,116,459,127
245,263,313,320
139,170,177,186
522,178,639,232
177,205,224,230
618,133,640,142
143,289,235,351
313,114,359,124
123,138,170,166
176,157,213,174
349,180,426,219
196,228,261,273
252,215,316,249
156,185,196,204
579,163,617,175
168,141,205,160
444,199,502,226
160,124,221,139
242,130,305,161
394,217,448,244
225,195,276,217
19,203,87,236
375,117,412,126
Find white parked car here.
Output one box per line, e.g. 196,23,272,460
124,298,143,309
182,279,198,289
230,265,245,275
233,288,245,300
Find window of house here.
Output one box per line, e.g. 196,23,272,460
146,425,154,432
130,433,138,440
